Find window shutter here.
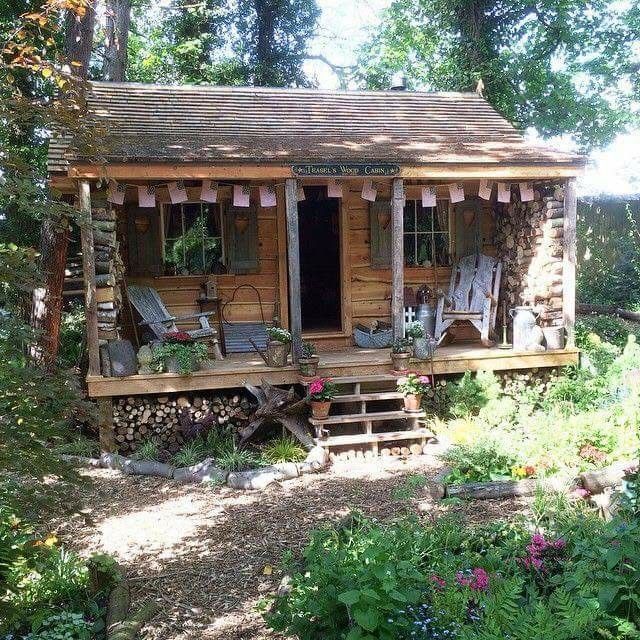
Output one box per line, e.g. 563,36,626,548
454,200,482,258
369,200,392,268
224,203,259,274
126,206,162,276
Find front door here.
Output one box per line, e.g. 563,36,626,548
298,186,341,332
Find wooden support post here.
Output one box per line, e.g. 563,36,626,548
79,180,101,376
563,178,577,347
97,397,115,453
391,178,405,340
285,178,302,362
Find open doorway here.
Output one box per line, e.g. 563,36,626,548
298,186,341,332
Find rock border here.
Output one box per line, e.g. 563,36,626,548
63,446,330,491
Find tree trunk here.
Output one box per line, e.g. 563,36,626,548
253,0,276,85
63,1,97,79
102,0,131,81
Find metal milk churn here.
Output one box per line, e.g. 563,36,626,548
415,285,436,338
509,306,540,351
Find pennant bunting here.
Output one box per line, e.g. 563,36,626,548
259,185,277,208
168,180,188,204
107,180,126,205
199,179,218,203
478,179,492,201
361,179,377,202
519,182,534,202
421,186,437,208
233,184,251,207
137,184,156,208
297,186,306,201
497,182,511,203
448,183,465,204
327,180,343,198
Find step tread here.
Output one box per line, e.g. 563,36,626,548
309,374,399,385
315,428,432,447
331,392,404,403
309,409,425,425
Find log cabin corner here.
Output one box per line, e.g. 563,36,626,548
48,82,584,452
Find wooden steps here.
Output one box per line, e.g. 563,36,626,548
315,428,432,447
309,409,424,426
330,391,404,404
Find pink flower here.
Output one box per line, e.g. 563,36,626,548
456,568,490,592
571,487,591,499
418,376,430,384
531,534,546,548
309,379,324,394
553,539,566,550
430,574,446,589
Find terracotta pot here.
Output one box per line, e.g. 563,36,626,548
310,400,332,419
265,340,290,367
403,394,423,412
391,352,410,372
298,356,320,378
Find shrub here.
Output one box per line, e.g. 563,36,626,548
54,436,99,459
203,426,236,458
267,326,292,343
216,445,261,472
171,440,206,467
301,341,317,358
261,437,306,465
57,304,86,370
440,441,517,484
576,315,640,350
445,370,502,418
132,439,161,462
26,612,92,640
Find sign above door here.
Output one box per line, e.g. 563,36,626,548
292,163,400,177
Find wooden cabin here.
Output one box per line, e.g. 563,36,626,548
48,83,584,449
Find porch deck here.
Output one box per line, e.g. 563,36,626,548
86,344,580,398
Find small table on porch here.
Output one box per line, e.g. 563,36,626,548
196,296,226,356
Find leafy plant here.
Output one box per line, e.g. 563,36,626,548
132,439,161,462
267,326,292,344
261,437,306,465
152,332,208,375
445,370,502,418
216,445,261,472
405,321,425,339
171,440,206,467
203,426,236,458
25,612,92,640
300,341,317,358
396,373,430,397
57,303,85,370
54,436,99,459
392,338,411,354
308,377,337,402
441,441,517,484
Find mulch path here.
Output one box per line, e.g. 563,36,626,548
52,456,532,640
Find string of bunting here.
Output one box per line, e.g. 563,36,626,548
105,177,537,208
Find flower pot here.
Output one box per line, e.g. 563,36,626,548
403,394,423,412
391,352,410,372
298,355,320,378
542,326,565,350
265,340,290,367
412,337,430,360
164,355,200,374
310,400,331,419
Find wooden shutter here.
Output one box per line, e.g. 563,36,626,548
454,200,482,259
126,206,162,276
369,200,392,268
224,203,259,274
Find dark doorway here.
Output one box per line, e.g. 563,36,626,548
298,186,341,332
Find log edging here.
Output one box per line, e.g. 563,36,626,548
62,445,330,491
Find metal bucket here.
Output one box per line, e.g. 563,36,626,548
542,326,565,350
416,303,436,338
510,306,540,351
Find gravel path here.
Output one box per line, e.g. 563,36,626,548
53,456,530,640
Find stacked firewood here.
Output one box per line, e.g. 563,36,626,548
92,205,124,341
496,184,565,327
112,392,254,454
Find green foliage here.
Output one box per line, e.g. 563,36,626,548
172,439,206,467
301,341,317,358
261,437,306,465
576,315,640,351
266,326,292,344
267,503,640,640
57,303,85,370
202,425,236,458
25,612,92,640
152,340,208,374
216,444,261,472
357,0,640,149
441,441,516,484
445,371,502,418
392,337,411,354
54,436,99,459
132,439,161,462
392,474,429,501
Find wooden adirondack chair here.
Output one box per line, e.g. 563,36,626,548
127,284,224,359
434,254,502,347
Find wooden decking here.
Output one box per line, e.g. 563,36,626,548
86,343,580,398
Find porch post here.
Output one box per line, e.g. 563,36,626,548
563,178,577,347
285,178,302,362
79,180,101,376
391,178,405,340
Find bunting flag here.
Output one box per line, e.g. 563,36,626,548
361,179,377,202
327,179,343,198
137,184,156,208
448,182,465,204
297,186,306,201
478,179,493,201
497,182,511,203
199,179,218,203
259,185,277,208
233,184,251,207
519,182,534,202
168,180,188,204
421,186,437,208
107,180,126,205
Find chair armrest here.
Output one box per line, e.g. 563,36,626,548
173,311,218,322
138,317,176,327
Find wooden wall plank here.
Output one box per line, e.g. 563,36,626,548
391,178,404,339
285,178,302,361
563,178,577,346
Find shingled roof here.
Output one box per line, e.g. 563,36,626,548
47,82,584,173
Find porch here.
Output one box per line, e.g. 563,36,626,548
86,342,580,397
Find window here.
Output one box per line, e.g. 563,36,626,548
161,202,225,275
403,199,451,267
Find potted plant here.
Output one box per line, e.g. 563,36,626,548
406,320,429,359
391,338,411,372
298,341,320,378
307,377,337,419
397,373,431,412
265,326,292,367
152,331,208,375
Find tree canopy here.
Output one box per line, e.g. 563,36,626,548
357,0,640,149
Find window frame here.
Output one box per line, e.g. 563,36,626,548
160,201,226,275
402,198,451,268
